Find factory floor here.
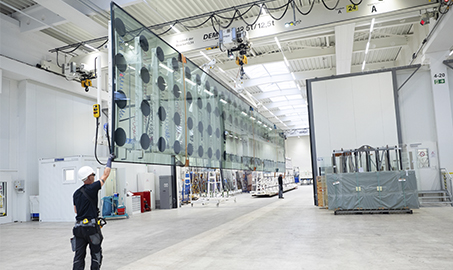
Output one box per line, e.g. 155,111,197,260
1,185,453,270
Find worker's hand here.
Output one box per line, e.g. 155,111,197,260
106,153,115,168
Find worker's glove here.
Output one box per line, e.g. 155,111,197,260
106,153,115,168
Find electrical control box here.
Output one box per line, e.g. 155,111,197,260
14,180,25,193
93,104,100,118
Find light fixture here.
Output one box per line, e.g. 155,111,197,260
204,89,214,96
241,111,247,116
274,37,282,50
449,50,453,56
250,116,255,120
84,44,98,51
291,72,296,80
284,57,290,68
171,25,180,33
369,18,375,33
285,21,295,27
220,99,228,104
129,66,136,70
200,51,210,60
218,67,226,73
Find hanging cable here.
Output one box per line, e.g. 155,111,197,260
295,0,316,16
321,0,340,11
94,117,106,165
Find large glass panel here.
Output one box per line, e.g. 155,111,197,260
111,3,284,171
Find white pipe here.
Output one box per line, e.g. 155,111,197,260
96,54,102,106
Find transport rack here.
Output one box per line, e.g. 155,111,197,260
334,208,413,215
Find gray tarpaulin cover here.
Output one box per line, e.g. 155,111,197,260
326,171,419,210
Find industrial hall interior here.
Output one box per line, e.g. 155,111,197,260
1,0,453,269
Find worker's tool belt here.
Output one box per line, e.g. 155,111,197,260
74,218,97,227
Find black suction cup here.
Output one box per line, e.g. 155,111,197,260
172,57,179,71
223,151,227,161
195,74,201,86
198,121,203,133
140,67,150,83
198,146,204,157
216,128,220,138
173,84,180,98
187,143,193,156
115,90,127,109
140,133,150,150
214,107,219,117
228,115,232,123
114,53,127,72
114,128,126,146
158,137,166,152
139,35,149,51
141,100,150,116
208,148,213,159
213,86,218,97
187,117,193,130
186,91,193,104
206,103,211,113
158,106,166,121
216,149,221,160
174,140,181,154
205,80,210,90
197,97,202,109
156,46,165,62
114,18,126,37
174,112,181,126
157,76,166,91
208,125,212,136
185,67,191,79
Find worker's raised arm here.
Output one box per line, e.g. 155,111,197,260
99,154,115,187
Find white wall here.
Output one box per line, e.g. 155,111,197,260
285,136,312,177
398,69,440,190
311,72,399,161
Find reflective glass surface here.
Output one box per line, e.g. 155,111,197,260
111,3,285,171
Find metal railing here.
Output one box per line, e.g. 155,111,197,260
440,168,453,203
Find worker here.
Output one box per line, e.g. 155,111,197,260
278,174,284,199
72,154,114,270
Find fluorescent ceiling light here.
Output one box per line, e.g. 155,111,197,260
291,72,296,80
204,89,214,96
449,50,453,56
129,66,136,70
257,120,262,124
263,124,268,128
286,94,303,100
274,37,282,50
362,60,366,71
243,64,269,78
270,96,287,102
277,81,296,90
159,63,174,73
250,116,256,120
218,67,226,73
171,25,180,33
370,18,375,33
84,44,98,51
258,83,279,92
365,42,370,55
279,105,293,110
241,111,247,116
200,51,210,60
284,57,290,67
263,62,288,75
220,99,228,104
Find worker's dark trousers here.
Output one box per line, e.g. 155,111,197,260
73,225,103,270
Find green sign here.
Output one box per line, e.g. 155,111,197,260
434,79,445,84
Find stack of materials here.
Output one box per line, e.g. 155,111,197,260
326,170,419,210
316,176,328,207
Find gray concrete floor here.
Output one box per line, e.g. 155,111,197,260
1,185,453,270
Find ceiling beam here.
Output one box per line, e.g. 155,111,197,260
335,23,356,75
34,0,107,37
13,4,66,33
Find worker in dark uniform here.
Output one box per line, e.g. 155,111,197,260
278,174,284,199
72,154,114,270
